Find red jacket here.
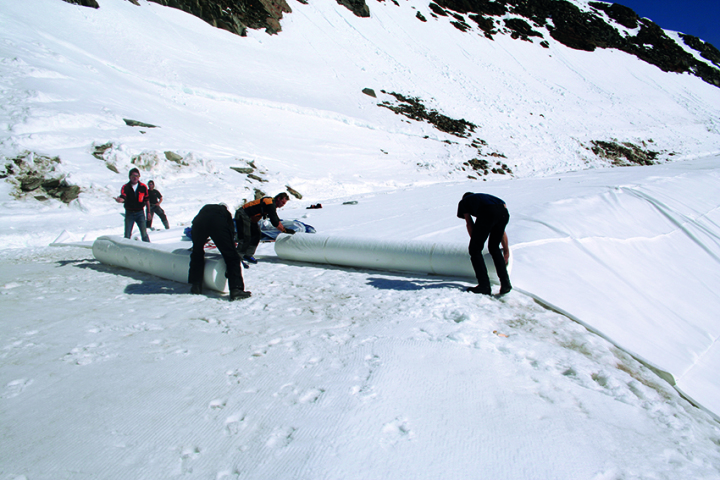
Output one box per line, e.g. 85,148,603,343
120,182,149,212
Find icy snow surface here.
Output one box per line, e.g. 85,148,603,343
1,0,720,478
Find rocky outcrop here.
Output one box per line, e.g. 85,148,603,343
378,91,477,138
62,0,99,8
146,0,291,35
337,0,370,18
681,34,720,67
2,151,81,204
590,140,660,166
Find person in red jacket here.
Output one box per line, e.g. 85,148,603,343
114,168,150,242
234,192,292,264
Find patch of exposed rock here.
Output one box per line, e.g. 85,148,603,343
378,91,477,138
337,0,369,18
145,0,291,35
2,151,81,204
62,0,99,8
589,140,662,166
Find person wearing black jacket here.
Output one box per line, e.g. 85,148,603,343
188,204,250,301
234,192,292,264
114,168,150,242
457,192,512,295
146,180,170,230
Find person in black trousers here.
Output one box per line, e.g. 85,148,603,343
146,180,170,230
188,204,250,301
457,192,512,295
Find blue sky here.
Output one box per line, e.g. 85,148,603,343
616,0,720,49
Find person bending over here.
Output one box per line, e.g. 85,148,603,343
188,204,250,301
457,192,512,296
234,192,293,264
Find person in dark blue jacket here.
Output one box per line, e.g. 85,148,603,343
457,192,512,295
114,168,150,242
188,204,250,301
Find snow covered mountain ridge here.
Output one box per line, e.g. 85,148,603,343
64,0,720,88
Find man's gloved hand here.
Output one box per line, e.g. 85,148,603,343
284,229,295,235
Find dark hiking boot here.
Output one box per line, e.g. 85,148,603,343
230,289,251,301
243,255,258,264
241,260,250,269
499,285,512,295
191,283,202,295
466,285,491,295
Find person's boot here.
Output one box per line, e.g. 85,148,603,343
466,285,491,295
191,283,202,295
499,284,512,295
243,255,258,264
230,289,251,301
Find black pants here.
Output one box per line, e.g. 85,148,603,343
188,205,244,291
235,209,261,257
469,204,511,294
147,204,169,229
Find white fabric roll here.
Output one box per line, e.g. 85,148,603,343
92,236,228,292
275,234,512,282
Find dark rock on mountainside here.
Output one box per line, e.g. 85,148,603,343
337,0,370,18
590,140,660,166
681,34,720,67
147,0,291,35
123,118,158,128
3,152,81,203
378,91,477,138
62,0,99,7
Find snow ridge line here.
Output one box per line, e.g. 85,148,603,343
620,186,720,264
515,287,719,423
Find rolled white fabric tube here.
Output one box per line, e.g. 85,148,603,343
92,235,228,292
274,233,512,283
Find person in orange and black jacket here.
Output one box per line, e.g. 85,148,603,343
234,192,293,264
114,168,150,242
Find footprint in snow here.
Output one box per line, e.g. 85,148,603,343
2,378,34,399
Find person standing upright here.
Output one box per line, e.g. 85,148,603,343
457,192,512,295
146,180,170,230
114,168,150,242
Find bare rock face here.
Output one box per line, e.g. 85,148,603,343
62,0,99,7
146,0,292,35
336,0,370,18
